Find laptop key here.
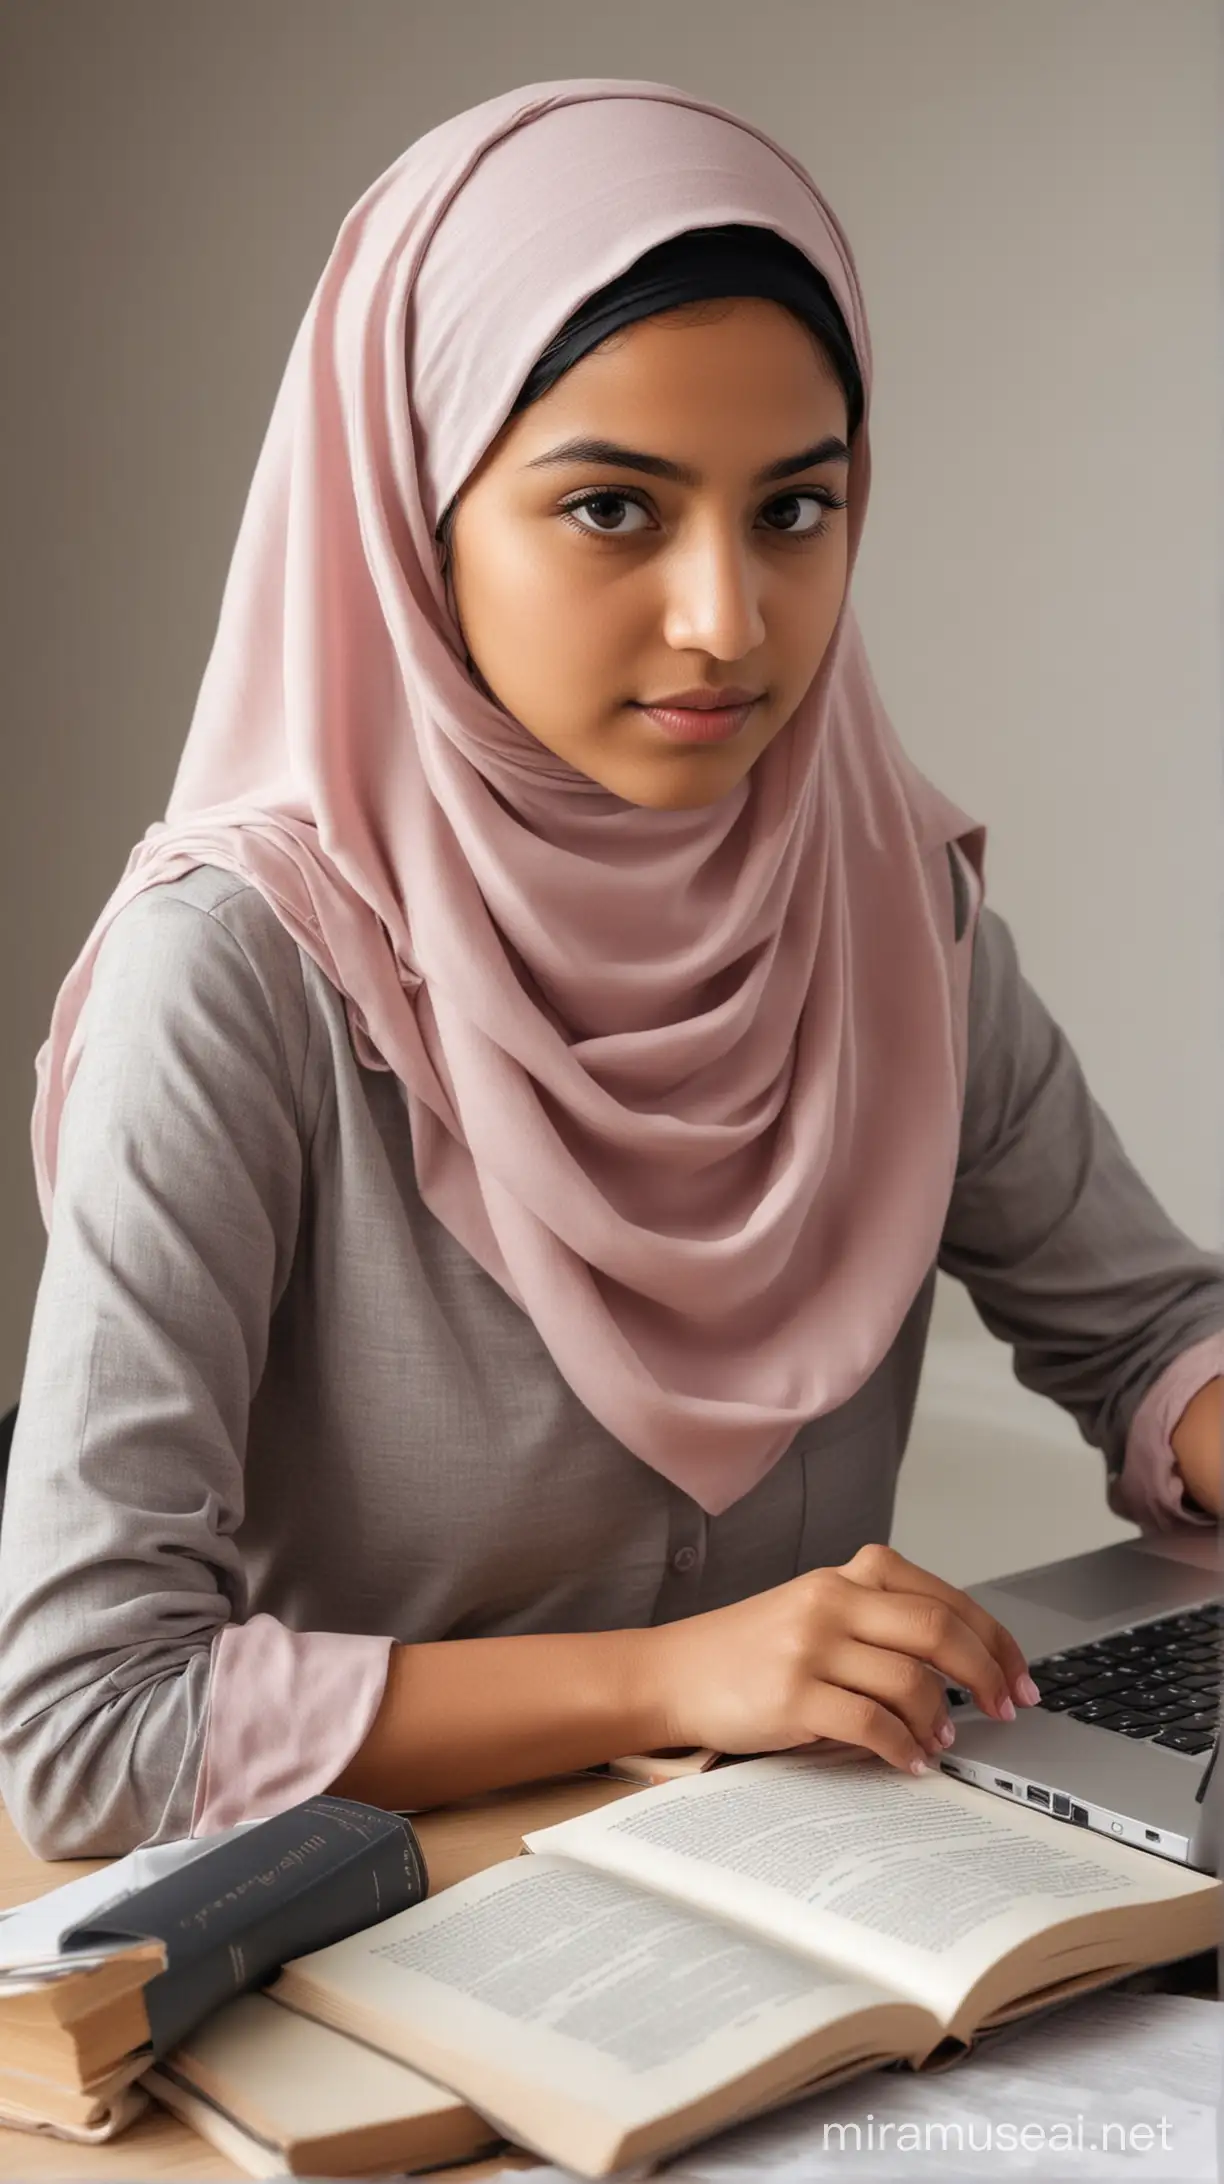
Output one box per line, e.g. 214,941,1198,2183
1151,1727,1215,1754
1069,1673,1135,1700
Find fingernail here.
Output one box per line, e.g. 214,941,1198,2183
937,1720,956,1747
1016,1674,1041,1707
997,1696,1016,1721
910,1758,929,1774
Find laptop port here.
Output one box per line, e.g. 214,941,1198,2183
1026,1785,1050,1808
1052,1793,1071,1818
1070,1803,1089,1825
993,1777,1014,1793
1145,1828,1159,1842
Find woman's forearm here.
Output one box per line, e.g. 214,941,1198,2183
328,1625,671,1809
329,1546,1038,1814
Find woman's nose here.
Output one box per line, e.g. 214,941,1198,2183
660,523,767,661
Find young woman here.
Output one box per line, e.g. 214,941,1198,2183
1,79,1220,1860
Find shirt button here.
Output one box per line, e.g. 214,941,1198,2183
672,1545,699,1574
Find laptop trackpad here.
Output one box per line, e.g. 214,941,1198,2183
997,1546,1214,1621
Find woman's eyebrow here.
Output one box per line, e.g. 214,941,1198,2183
522,435,850,486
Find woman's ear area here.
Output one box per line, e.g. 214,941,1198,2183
435,500,458,610
436,487,505,706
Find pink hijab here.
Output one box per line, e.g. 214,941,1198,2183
32,78,985,1517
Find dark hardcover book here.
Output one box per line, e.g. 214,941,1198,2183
62,1795,427,2056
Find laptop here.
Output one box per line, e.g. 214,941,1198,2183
936,1528,1221,1871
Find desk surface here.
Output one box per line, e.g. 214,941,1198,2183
0,1775,639,2182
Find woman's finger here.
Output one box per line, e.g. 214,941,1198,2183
837,1579,1017,1722
839,1543,1037,1705
801,1680,933,1775
829,1640,954,1755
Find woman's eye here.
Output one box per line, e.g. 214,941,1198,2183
760,491,843,537
561,491,652,536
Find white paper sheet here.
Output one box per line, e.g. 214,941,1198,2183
435,1995,1222,2181
0,1820,261,1978
661,1991,1223,2179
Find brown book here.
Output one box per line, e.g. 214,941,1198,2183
602,1745,723,1785
0,1952,158,2080
273,1750,1220,2178
144,1991,497,2178
0,2050,151,2137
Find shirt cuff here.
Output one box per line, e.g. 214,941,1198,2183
189,1615,394,1833
1108,1333,1224,1531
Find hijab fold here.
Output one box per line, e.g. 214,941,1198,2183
33,78,985,1515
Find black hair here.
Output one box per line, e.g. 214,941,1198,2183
434,222,862,565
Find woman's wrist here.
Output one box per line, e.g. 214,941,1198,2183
619,1622,681,1752
331,1622,674,1810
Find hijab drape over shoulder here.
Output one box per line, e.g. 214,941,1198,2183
32,78,985,1515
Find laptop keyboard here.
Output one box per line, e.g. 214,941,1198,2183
948,1602,1221,1754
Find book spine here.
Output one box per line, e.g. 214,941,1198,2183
62,1798,427,2059
143,1818,425,2055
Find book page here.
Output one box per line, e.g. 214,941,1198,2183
523,1753,1217,2026
277,1853,926,2164
0,2083,148,2145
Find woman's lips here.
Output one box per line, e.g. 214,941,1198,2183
634,700,759,744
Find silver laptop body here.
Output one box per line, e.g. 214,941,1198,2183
940,1529,1220,1871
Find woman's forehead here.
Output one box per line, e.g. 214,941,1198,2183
475,313,848,488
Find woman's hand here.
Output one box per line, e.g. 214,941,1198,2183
649,1542,1041,1774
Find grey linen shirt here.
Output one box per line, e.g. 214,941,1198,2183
0,862,1221,1857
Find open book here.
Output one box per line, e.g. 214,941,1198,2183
273,1750,1220,2178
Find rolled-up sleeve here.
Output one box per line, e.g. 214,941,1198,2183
0,885,389,1857
1112,1332,1224,1529
937,903,1224,1519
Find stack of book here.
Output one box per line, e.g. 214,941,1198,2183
0,1790,497,2174
0,1925,163,2137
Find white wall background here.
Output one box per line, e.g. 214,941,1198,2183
3,0,1220,1576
